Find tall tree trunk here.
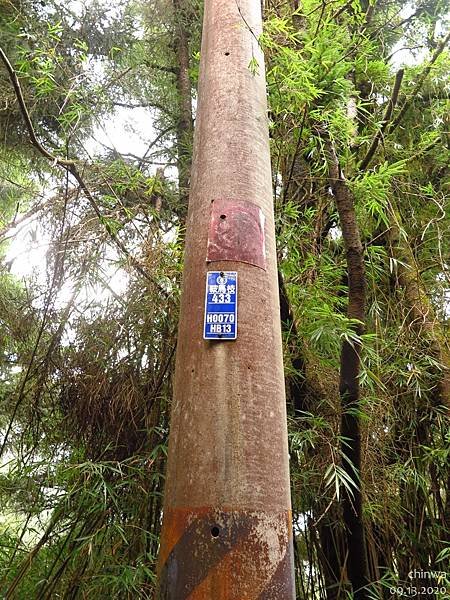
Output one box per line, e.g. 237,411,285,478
328,142,370,600
157,1,295,597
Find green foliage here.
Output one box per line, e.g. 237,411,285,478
324,462,358,501
0,0,449,598
351,160,407,228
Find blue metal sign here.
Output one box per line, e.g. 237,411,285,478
203,271,238,340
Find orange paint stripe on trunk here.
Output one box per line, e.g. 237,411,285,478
158,509,294,599
187,542,278,599
157,506,212,570
187,511,293,600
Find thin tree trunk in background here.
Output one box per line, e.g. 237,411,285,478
172,0,193,210
157,1,295,598
387,201,450,584
318,511,348,600
387,201,450,411
279,271,350,599
278,270,307,415
328,142,370,600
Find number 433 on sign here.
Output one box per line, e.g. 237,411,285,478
203,271,238,340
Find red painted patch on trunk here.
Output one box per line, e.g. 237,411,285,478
206,198,266,270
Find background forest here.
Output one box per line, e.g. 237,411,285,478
0,0,449,598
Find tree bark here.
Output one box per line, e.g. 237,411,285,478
328,142,370,600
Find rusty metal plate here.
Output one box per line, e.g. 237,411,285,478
206,198,266,270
